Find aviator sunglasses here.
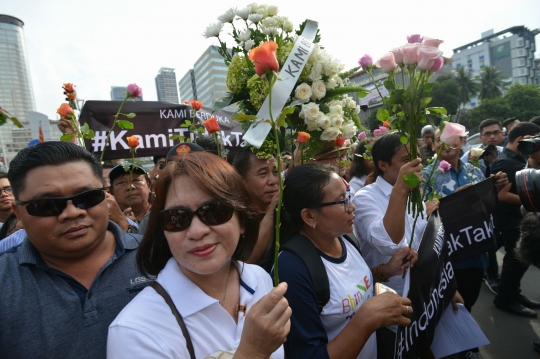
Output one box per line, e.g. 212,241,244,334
16,188,107,217
159,201,234,232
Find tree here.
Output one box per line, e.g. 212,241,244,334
505,84,540,121
454,66,480,123
431,76,459,116
468,97,512,129
477,66,508,100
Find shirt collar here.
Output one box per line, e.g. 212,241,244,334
375,175,394,197
17,221,140,266
160,258,260,318
503,147,522,158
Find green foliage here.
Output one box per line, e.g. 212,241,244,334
478,66,508,100
454,66,480,106
468,97,512,129
430,76,459,115
117,120,134,130
367,107,380,132
505,84,540,121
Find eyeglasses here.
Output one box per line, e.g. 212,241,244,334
316,181,352,213
16,188,107,217
0,186,12,195
159,201,234,232
482,130,501,137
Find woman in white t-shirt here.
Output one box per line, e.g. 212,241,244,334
348,140,375,193
108,152,290,359
277,163,416,359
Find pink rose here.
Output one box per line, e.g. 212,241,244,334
407,34,424,43
126,83,143,98
423,37,444,48
391,48,404,65
358,131,366,141
378,126,388,134
373,129,381,136
430,57,444,72
417,46,443,70
400,43,421,65
359,54,373,70
438,160,451,173
376,52,398,73
440,122,468,146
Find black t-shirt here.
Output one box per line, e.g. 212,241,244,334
491,148,527,228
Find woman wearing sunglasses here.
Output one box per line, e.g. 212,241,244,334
276,164,416,359
108,152,290,358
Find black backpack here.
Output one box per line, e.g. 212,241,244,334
280,233,361,314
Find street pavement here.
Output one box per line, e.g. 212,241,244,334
473,249,540,359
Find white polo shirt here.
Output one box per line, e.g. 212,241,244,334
107,257,284,359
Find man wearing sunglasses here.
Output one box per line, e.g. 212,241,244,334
109,164,151,225
0,141,150,358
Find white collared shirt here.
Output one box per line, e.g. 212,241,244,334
352,176,426,297
107,258,284,359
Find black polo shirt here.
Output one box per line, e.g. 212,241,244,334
491,147,527,229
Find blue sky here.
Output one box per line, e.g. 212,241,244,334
1,0,538,120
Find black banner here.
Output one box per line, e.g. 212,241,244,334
395,212,457,359
438,177,499,263
79,101,242,160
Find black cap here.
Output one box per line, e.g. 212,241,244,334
109,164,148,184
166,142,204,162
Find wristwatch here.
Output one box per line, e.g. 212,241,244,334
126,225,139,234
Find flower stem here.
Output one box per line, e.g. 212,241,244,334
268,73,283,286
100,96,128,162
213,132,221,158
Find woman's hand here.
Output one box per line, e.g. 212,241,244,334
235,282,291,359
425,199,439,216
381,247,418,278
359,292,413,332
451,290,464,313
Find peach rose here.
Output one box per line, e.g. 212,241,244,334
56,103,74,119
376,53,398,74
127,136,139,148
62,83,75,93
191,100,203,111
334,136,345,147
248,41,279,76
297,131,310,145
203,117,220,133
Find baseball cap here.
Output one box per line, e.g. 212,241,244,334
165,142,204,162
109,164,148,184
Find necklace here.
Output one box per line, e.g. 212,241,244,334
220,264,233,305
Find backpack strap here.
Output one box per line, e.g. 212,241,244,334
281,234,329,314
151,282,196,359
342,233,362,255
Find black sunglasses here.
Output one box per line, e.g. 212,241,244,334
159,201,234,232
16,188,107,217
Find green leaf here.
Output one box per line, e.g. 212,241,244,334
126,113,136,119
180,123,190,128
384,80,395,91
276,106,296,128
212,92,234,113
426,107,447,115
60,134,74,141
169,135,180,140
198,127,205,133
233,113,259,122
184,120,192,126
356,89,370,98
80,122,90,134
387,89,404,106
83,129,95,139
423,83,436,93
9,116,23,128
288,99,308,107
400,135,408,144
423,97,432,105
117,120,134,129
376,109,390,121
403,173,420,188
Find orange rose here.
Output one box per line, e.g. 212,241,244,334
56,103,74,118
62,83,75,93
190,100,203,111
334,136,345,147
382,120,390,128
66,93,76,101
126,136,139,148
248,41,279,76
297,131,310,145
203,117,220,134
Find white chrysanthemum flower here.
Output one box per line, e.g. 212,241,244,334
238,29,251,42
267,5,278,16
282,19,293,32
248,13,264,24
256,5,268,17
218,8,236,23
235,6,252,20
320,127,341,141
244,39,255,51
294,83,312,101
247,2,259,12
203,22,223,38
342,123,358,139
263,27,279,36
311,80,326,100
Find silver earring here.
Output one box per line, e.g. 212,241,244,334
313,224,316,229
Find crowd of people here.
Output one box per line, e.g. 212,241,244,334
0,115,539,358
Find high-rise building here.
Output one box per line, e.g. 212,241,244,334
0,14,35,164
178,46,229,106
452,26,538,106
110,86,143,101
155,68,179,104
